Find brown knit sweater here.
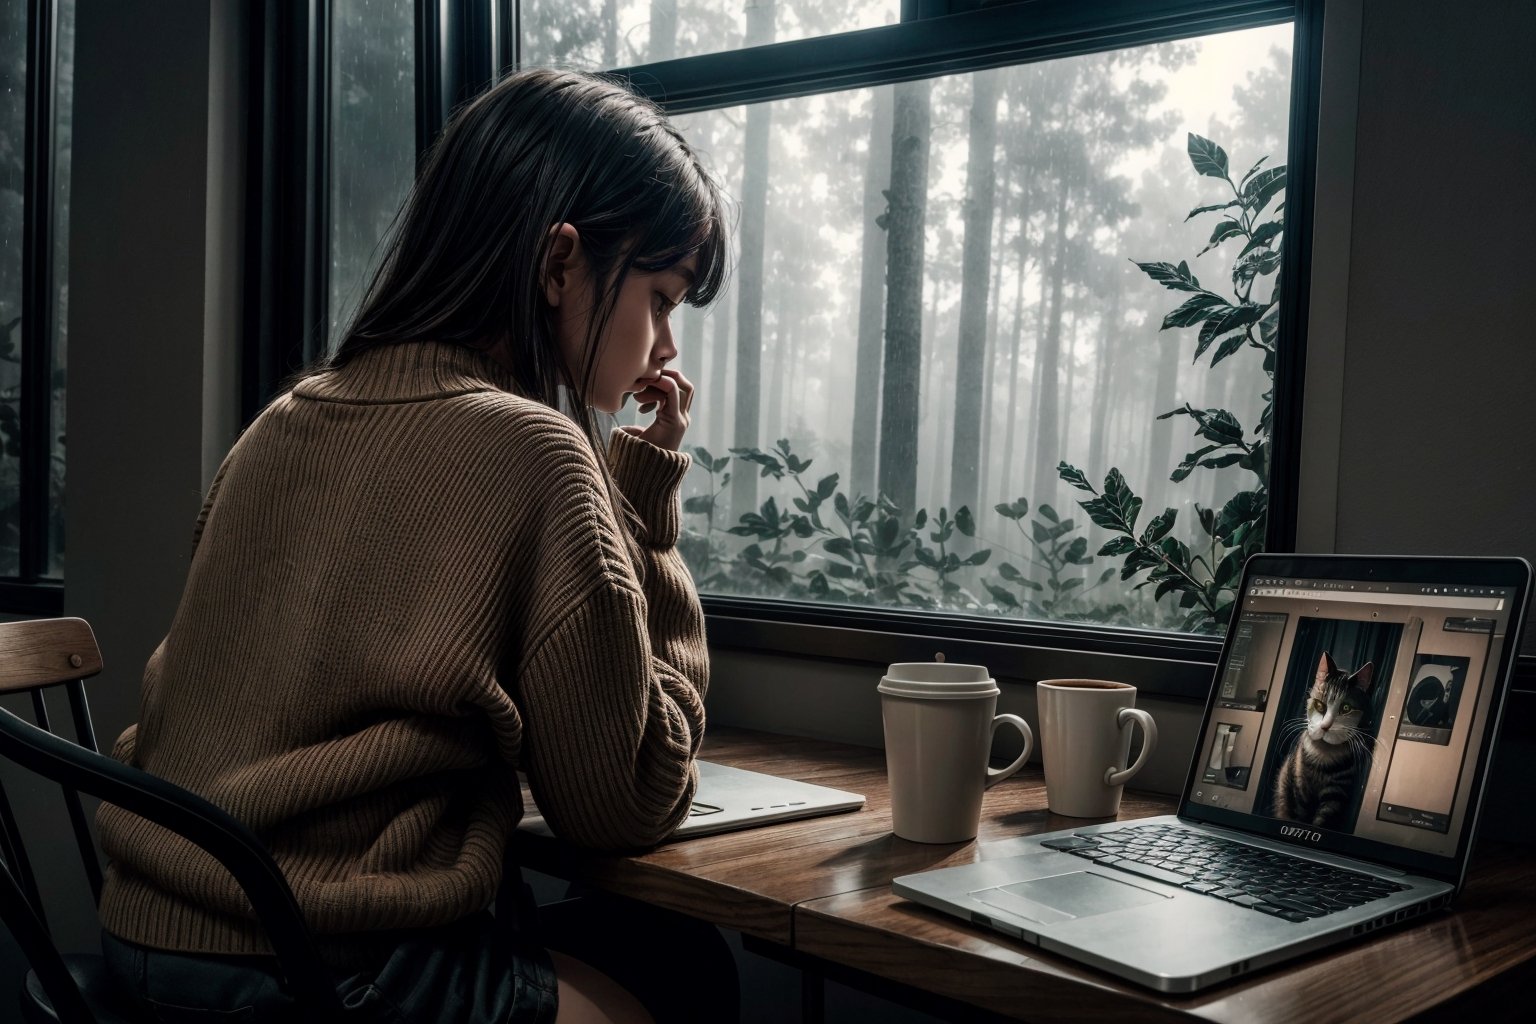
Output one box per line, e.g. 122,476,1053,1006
96,341,707,962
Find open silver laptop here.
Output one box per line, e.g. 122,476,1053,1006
893,554,1531,993
522,760,864,840
674,760,865,838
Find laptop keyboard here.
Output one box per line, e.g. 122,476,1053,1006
1042,823,1409,923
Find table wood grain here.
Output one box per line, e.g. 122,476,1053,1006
514,727,1536,1021
794,842,1536,1022
513,726,1174,945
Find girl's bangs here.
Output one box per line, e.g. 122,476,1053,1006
630,163,732,308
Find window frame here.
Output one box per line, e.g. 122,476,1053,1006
607,0,1321,696
255,0,1536,697
1,0,66,613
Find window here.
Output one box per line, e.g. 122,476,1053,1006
610,7,1300,642
0,0,71,610
275,0,1320,691
329,0,416,341
523,1,902,68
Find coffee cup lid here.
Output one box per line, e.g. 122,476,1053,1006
878,662,999,700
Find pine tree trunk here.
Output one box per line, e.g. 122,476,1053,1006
707,290,733,457
877,76,930,520
948,70,1000,518
1031,181,1070,508
603,0,618,66
1087,278,1121,476
648,0,677,62
999,229,1029,508
729,2,775,520
977,162,1010,521
851,86,893,502
1146,327,1181,519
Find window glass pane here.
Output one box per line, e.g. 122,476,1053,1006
0,0,26,577
49,0,73,577
666,25,1293,634
329,0,416,343
521,0,901,69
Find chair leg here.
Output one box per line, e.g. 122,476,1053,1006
0,777,45,920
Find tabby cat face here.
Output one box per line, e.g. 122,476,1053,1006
1305,651,1375,746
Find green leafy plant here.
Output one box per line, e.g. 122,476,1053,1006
1059,134,1282,632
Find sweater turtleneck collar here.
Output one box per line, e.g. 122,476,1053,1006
292,341,521,405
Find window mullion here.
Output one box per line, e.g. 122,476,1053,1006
20,0,60,584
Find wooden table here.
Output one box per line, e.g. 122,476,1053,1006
512,727,1536,1022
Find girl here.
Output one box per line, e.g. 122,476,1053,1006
96,67,733,1023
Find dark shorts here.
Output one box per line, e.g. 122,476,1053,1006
101,911,558,1024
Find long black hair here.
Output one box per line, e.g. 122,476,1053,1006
326,67,731,459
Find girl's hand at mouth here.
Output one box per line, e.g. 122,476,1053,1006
623,368,694,452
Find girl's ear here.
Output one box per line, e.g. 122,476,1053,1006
543,223,583,307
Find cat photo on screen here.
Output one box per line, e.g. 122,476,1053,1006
1253,617,1400,832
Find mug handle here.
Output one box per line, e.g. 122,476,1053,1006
1104,708,1157,787
985,714,1034,789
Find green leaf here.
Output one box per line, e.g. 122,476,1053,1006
963,548,992,567
1196,220,1244,257
1058,462,1092,491
1239,154,1269,186
987,584,1020,609
1154,577,1183,603
1063,536,1089,565
1134,260,1205,294
1141,508,1177,545
682,494,715,514
1038,504,1059,523
1160,292,1226,330
1210,333,1250,367
1198,452,1245,470
1216,490,1266,543
1214,548,1245,590
1238,221,1282,257
1197,504,1217,537
691,446,715,470
1102,468,1143,534
955,506,976,537
1187,133,1230,179
815,474,839,501
994,498,1029,519
1234,249,1283,283
998,562,1024,583
1098,536,1137,557
1185,199,1241,221
1242,166,1286,215
1195,409,1246,447
834,493,851,521
1030,519,1052,545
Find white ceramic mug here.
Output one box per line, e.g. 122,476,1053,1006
1036,679,1157,818
879,663,1034,843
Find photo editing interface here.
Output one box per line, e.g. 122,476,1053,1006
1188,575,1519,857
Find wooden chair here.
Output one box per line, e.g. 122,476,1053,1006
0,618,344,1022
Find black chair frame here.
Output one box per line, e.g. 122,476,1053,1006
0,700,345,1019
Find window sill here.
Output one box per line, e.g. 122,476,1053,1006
702,595,1221,703
702,595,1536,705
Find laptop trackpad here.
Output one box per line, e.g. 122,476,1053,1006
972,871,1167,926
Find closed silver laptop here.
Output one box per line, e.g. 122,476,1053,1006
893,554,1531,992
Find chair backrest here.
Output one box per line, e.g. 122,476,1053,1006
0,618,343,1017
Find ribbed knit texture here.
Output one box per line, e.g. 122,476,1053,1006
95,341,707,966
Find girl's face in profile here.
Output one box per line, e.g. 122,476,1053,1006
546,225,696,414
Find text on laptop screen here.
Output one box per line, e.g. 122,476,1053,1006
1186,576,1520,857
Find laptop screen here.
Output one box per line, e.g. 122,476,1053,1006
1180,555,1530,878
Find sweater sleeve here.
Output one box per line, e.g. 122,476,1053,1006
514,430,708,850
